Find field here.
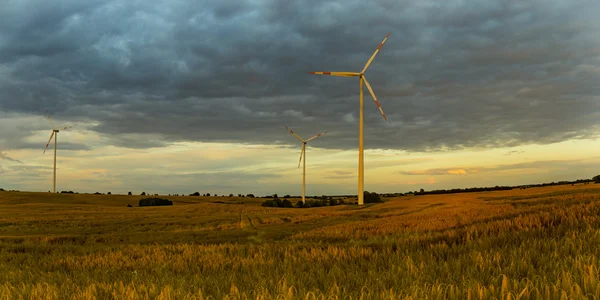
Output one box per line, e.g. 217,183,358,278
1,184,600,299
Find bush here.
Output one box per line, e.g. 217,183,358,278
246,194,255,198
274,198,283,207
128,191,132,195
296,200,304,208
189,192,200,196
261,197,294,208
261,200,278,207
139,198,173,207
593,175,600,183
141,192,146,196
364,191,383,203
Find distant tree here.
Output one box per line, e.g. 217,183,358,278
246,194,255,198
238,194,242,197
206,193,211,196
107,192,111,195
229,194,234,197
141,192,146,196
273,194,278,199
282,199,293,207
364,191,383,203
128,191,132,195
593,175,600,183
190,192,200,196
295,200,305,208
139,198,173,207
420,188,425,193
261,200,278,207
284,195,290,199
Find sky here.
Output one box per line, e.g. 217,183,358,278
1,0,600,196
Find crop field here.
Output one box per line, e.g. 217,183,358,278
1,184,600,299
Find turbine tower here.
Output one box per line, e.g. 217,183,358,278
285,126,327,204
43,114,71,193
308,33,390,205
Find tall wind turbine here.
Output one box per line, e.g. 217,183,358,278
308,33,390,206
285,126,327,204
43,114,72,193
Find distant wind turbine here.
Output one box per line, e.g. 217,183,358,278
308,33,391,205
43,114,72,193
285,126,327,204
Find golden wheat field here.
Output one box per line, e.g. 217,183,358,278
1,184,600,299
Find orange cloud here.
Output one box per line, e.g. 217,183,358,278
447,169,468,175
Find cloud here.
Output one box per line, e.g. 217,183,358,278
323,170,354,179
503,150,524,156
398,159,592,176
0,0,598,152
0,152,22,163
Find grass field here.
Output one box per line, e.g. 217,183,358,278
1,184,600,299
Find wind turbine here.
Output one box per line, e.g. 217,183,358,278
43,114,72,193
308,33,390,206
285,126,327,204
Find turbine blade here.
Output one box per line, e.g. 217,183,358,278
363,76,387,121
46,114,55,130
306,131,327,142
43,131,55,154
285,126,304,142
361,32,391,73
297,146,304,168
307,72,360,77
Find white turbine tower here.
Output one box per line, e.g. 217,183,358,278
43,114,72,193
285,126,327,204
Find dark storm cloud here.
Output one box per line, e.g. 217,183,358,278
1,0,599,151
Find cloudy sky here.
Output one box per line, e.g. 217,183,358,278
1,0,600,196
